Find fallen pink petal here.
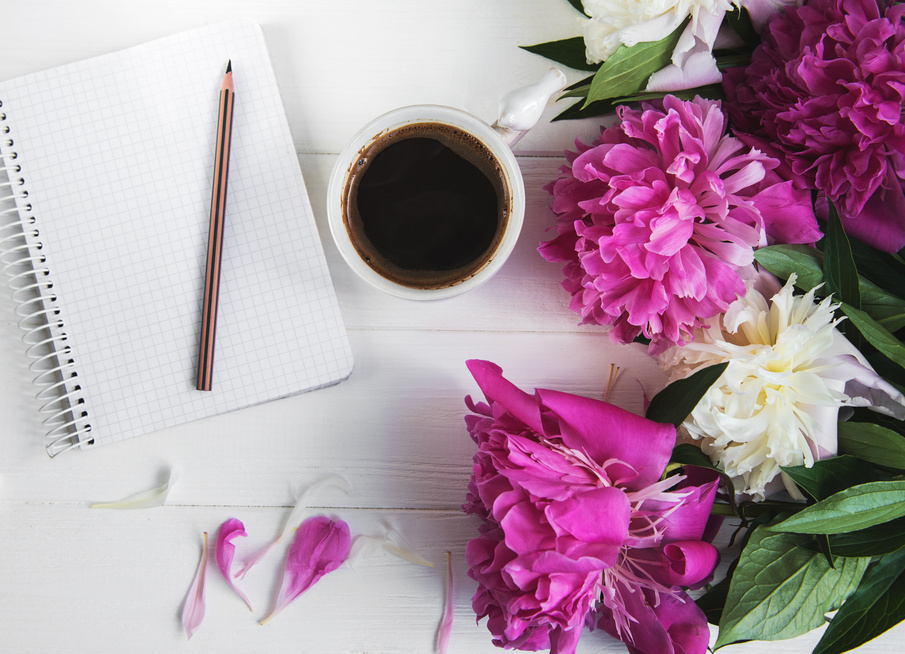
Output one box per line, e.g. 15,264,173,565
181,532,208,640
215,518,254,611
235,475,352,580
260,515,351,625
437,551,453,654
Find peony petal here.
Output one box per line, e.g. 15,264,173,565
215,519,254,611
235,475,352,579
534,388,676,490
436,551,453,654
260,515,351,625
838,170,905,253
661,540,721,588
181,532,208,640
90,466,179,509
466,360,545,434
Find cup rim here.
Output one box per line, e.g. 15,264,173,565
326,105,525,301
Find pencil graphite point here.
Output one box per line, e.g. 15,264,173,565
226,60,232,74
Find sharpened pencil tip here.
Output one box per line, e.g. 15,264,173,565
226,60,232,74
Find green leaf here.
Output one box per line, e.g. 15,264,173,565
696,560,736,625
754,245,905,331
552,97,619,121
715,527,868,649
824,201,861,309
813,547,905,654
769,481,905,535
584,18,688,106
754,244,825,289
724,7,760,48
520,37,598,72
828,517,905,558
781,455,887,502
846,232,905,293
646,362,728,427
564,0,589,16
840,303,905,369
837,422,905,471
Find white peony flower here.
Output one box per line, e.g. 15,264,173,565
581,0,801,92
658,271,905,501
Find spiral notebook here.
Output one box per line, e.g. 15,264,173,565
0,20,354,456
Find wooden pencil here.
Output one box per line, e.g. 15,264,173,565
197,61,235,391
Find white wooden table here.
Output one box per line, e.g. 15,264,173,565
0,2,901,652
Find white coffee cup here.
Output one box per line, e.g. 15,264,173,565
326,69,566,301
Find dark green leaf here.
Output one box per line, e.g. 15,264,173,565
754,245,905,331
816,534,835,568
610,83,725,104
837,422,905,471
564,0,589,16
563,73,594,92
724,7,760,48
769,481,905,535
846,233,905,293
824,200,861,309
713,50,752,70
813,547,905,654
840,303,905,370
715,527,868,648
646,362,728,427
849,406,905,437
781,455,886,502
696,560,736,625
584,18,689,106
828,517,905,558
520,37,598,72
552,98,619,121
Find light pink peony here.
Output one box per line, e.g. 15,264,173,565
539,95,818,353
463,360,720,654
723,0,905,252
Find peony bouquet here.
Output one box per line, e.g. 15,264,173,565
463,1,905,653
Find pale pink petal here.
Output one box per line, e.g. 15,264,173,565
436,551,453,654
260,516,351,625
215,519,253,611
181,532,208,640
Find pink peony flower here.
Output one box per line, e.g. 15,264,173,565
463,360,720,654
539,95,818,354
722,0,905,252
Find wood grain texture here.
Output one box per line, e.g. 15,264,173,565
0,2,903,652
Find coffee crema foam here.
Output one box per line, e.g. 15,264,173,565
342,122,511,290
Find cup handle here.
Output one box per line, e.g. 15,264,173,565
491,68,568,147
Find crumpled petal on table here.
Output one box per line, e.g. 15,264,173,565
348,527,434,568
90,466,180,509
260,515,351,625
215,518,254,610
181,532,208,639
235,474,352,579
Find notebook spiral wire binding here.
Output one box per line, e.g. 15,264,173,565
0,100,92,457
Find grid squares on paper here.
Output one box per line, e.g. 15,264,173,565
0,20,353,447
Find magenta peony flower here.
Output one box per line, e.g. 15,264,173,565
463,360,720,654
723,0,905,252
538,95,817,354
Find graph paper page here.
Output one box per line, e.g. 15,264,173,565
0,20,353,448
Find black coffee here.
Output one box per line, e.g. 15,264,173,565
342,122,510,290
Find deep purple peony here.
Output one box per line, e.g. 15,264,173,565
723,0,905,252
538,95,817,354
463,360,720,654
